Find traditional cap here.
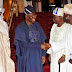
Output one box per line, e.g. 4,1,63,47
53,8,64,16
24,5,35,15
64,4,72,15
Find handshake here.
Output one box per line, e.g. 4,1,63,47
41,43,51,50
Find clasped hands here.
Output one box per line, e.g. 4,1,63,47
41,43,51,50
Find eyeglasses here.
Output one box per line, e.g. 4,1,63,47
28,14,37,18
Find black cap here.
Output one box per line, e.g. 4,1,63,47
24,5,35,15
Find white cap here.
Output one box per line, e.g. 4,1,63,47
53,8,64,16
64,4,72,15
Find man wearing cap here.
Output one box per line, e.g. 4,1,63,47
0,8,15,72
47,8,69,72
14,5,51,72
58,4,72,72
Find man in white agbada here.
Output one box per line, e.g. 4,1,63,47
59,4,72,72
47,8,69,72
0,8,15,72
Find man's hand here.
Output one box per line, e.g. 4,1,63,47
42,56,46,64
58,54,65,64
69,59,72,64
41,43,51,50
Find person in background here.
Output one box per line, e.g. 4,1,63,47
47,8,69,72
58,4,72,72
0,8,15,72
14,5,51,72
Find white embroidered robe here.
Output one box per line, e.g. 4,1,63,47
65,24,72,72
0,20,15,72
47,23,69,72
